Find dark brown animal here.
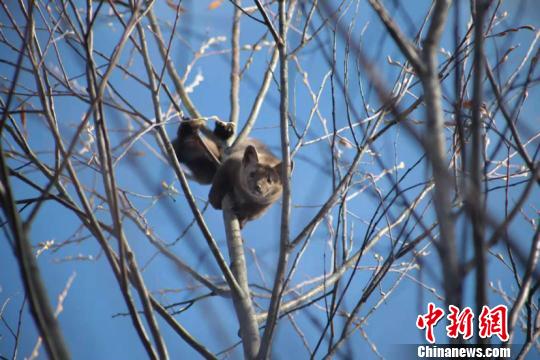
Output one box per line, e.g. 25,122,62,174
172,120,283,227
172,120,233,184
209,141,283,228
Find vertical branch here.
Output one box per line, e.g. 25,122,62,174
508,226,540,343
28,274,76,360
233,48,279,146
453,0,467,196
84,2,167,358
0,11,69,357
258,1,293,358
470,0,489,344
230,1,241,128
419,0,461,309
220,4,266,358
0,133,70,360
222,196,261,359
11,0,160,356
146,9,201,119
0,3,67,359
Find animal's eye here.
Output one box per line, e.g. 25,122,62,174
267,176,271,183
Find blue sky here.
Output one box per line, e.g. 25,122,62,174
1,0,539,359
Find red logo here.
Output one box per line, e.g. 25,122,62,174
446,305,474,340
416,304,508,343
478,305,509,342
416,303,445,343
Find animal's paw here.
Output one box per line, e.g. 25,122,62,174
214,121,236,140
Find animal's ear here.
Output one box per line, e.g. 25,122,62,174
272,162,283,179
242,145,259,166
273,161,293,178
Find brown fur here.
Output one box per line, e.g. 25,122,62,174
172,120,232,184
172,121,283,227
209,140,283,228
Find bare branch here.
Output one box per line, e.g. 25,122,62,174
367,0,425,74
223,196,261,358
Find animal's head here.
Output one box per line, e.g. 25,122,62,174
240,145,283,203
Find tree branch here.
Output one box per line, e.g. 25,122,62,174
222,196,261,358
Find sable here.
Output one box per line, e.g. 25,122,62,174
209,141,283,228
173,121,283,227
